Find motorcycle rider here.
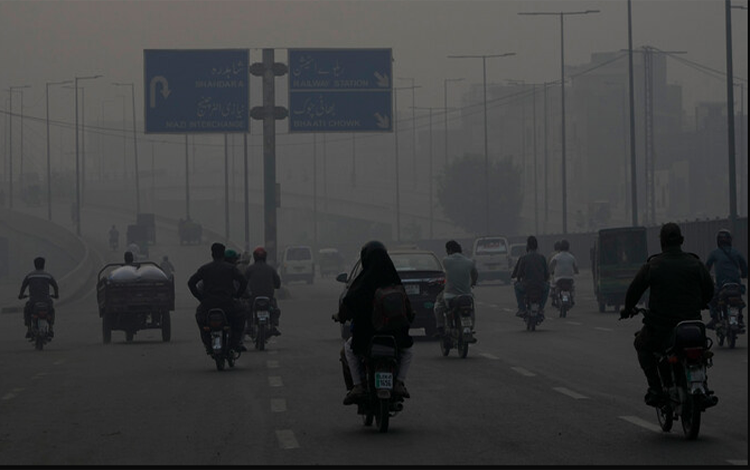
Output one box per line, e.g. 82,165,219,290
18,257,59,339
433,240,478,340
187,243,248,355
549,239,579,308
160,255,175,280
511,235,550,318
244,247,282,337
621,222,716,408
705,229,748,330
124,251,136,266
334,241,415,404
109,225,119,250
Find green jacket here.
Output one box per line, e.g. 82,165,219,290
624,246,714,330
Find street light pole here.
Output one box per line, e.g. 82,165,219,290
74,74,102,236
447,53,515,236
8,85,31,210
725,0,745,235
113,82,140,215
627,0,638,227
519,9,600,234
412,106,436,239
397,77,418,185
46,80,72,220
444,77,464,168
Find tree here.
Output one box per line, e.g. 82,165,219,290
436,154,523,236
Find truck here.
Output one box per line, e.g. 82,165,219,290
97,262,175,344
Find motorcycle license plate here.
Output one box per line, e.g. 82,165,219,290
730,313,739,325
256,310,270,322
460,317,473,327
212,335,222,350
561,293,570,302
38,319,48,334
375,372,393,390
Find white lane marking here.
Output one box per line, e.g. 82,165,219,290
275,430,299,449
267,360,279,369
268,376,283,387
594,327,613,332
619,415,662,433
502,308,514,312
487,304,498,308
566,321,583,325
553,387,588,399
53,359,65,365
32,372,48,380
2,393,16,401
479,353,499,360
511,367,536,377
727,460,748,466
268,350,278,355
271,398,287,413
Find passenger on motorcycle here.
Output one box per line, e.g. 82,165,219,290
511,236,550,318
621,222,716,408
160,255,175,280
549,239,579,307
433,240,478,339
334,241,414,404
705,229,748,330
124,251,136,266
244,247,282,337
18,257,59,339
187,243,248,356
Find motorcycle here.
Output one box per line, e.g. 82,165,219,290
247,296,274,351
624,308,717,440
21,295,56,351
203,308,240,371
553,279,574,318
522,282,546,331
439,294,476,358
354,335,405,433
714,282,745,349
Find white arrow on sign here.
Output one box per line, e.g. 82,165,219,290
149,75,172,108
375,113,390,129
374,72,390,88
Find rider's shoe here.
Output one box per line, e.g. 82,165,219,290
644,387,665,407
270,327,281,337
25,329,32,339
394,380,410,399
515,309,526,317
343,384,365,405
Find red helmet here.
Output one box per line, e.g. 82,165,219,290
253,246,267,262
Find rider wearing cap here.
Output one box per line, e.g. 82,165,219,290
244,247,282,336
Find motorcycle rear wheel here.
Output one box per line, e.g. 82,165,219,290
458,338,469,359
439,335,450,356
560,305,567,318
256,324,266,351
35,336,44,351
681,393,702,440
215,357,225,371
363,410,374,427
728,330,737,349
375,398,390,433
161,312,171,342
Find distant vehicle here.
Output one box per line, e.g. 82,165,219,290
336,249,445,339
318,248,345,278
472,236,512,284
508,243,526,271
178,219,202,245
281,245,315,285
590,226,648,313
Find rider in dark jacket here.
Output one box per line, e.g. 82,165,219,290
188,243,248,354
244,246,282,336
511,235,550,317
19,257,59,339
705,229,748,330
621,222,715,408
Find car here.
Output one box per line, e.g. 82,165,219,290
335,249,445,339
508,243,526,272
472,236,512,284
280,245,314,284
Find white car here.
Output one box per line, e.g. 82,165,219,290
280,245,314,284
472,236,512,284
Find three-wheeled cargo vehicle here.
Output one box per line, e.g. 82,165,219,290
97,262,175,343
590,226,648,313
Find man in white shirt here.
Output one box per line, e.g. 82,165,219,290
549,239,579,307
433,240,478,339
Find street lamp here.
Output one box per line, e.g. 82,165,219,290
411,105,437,239
447,53,516,236
396,77,419,185
444,77,464,167
74,74,102,236
7,85,31,209
46,80,72,220
518,9,600,234
725,1,746,235
113,82,141,215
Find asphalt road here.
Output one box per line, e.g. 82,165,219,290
0,206,747,466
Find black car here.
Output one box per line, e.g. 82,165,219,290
336,249,446,339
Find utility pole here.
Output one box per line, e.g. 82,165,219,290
627,0,638,227
46,80,72,220
8,85,31,209
113,82,140,215
397,77,418,186
444,78,464,168
412,106,436,239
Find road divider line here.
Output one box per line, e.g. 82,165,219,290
566,321,583,325
53,359,66,365
268,376,283,387
2,393,16,401
594,327,613,332
511,367,536,377
619,415,661,433
267,360,279,369
479,353,499,360
275,430,299,449
271,398,287,413
553,387,588,399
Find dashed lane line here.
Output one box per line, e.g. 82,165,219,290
566,321,583,325
619,415,662,433
511,367,536,377
727,460,748,466
1,388,24,401
268,376,283,387
479,353,499,360
266,360,279,369
53,359,65,365
553,387,589,399
594,327,613,332
275,430,299,449
271,398,287,413
268,350,278,355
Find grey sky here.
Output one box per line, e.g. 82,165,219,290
0,0,747,121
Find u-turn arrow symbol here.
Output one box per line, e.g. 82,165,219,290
149,76,171,108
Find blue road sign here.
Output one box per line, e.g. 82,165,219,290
288,48,392,133
144,49,249,134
